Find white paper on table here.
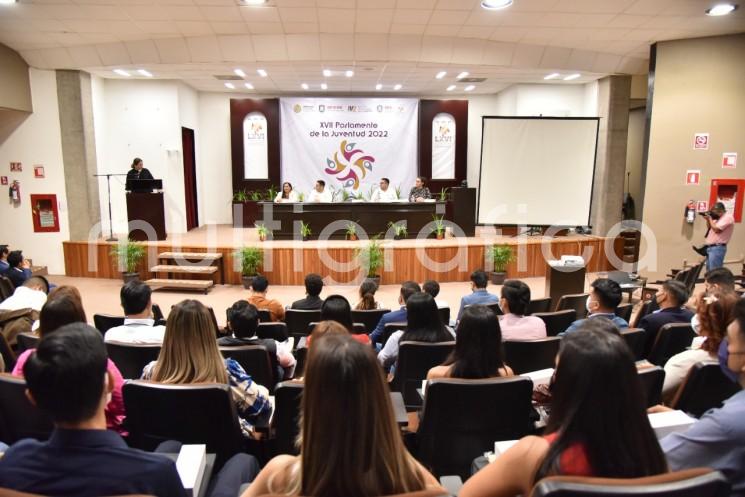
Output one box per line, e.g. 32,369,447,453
176,444,207,497
520,368,554,387
648,410,696,439
494,440,519,455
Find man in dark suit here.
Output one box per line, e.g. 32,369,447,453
290,273,324,310
369,281,421,346
4,250,32,288
639,280,694,348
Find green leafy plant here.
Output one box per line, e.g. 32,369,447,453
297,191,305,202
394,184,402,199
345,221,358,238
488,244,515,273
110,240,145,273
438,187,450,201
250,190,263,202
356,236,384,277
255,222,268,240
232,190,249,203
388,221,407,238
367,185,376,201
432,214,446,237
236,246,263,276
353,191,365,201
266,185,278,201
300,221,312,238
340,189,352,202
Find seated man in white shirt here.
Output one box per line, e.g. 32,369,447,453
498,279,547,341
104,281,165,345
307,179,333,203
370,177,398,202
0,276,49,313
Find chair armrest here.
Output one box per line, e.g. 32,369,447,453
440,475,463,496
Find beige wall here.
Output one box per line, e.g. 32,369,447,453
642,34,745,280
625,108,645,221
0,43,31,113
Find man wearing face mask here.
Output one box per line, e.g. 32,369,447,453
561,278,628,335
638,280,693,347
693,202,735,272
659,299,745,496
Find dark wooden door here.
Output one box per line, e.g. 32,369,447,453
181,127,198,231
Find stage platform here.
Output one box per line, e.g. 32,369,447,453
63,225,623,286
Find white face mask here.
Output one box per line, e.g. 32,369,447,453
586,296,594,314
691,314,701,335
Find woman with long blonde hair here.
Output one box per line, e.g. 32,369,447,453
141,299,272,437
243,334,442,497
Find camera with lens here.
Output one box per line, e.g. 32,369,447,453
698,210,720,219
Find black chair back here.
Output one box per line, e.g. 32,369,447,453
123,380,243,468
0,334,15,373
647,323,696,366
105,343,161,379
15,332,40,353
272,381,304,456
503,338,561,375
533,310,577,337
220,345,276,391
672,361,742,418
685,262,705,295
615,303,634,323
555,293,589,317
632,299,658,328
257,309,272,322
484,302,503,316
531,469,731,497
0,374,53,444
0,276,14,302
379,322,407,347
418,377,533,479
637,366,665,407
93,314,124,335
438,307,451,325
256,322,289,342
351,309,391,334
527,298,552,315
284,309,321,335
306,322,366,335
621,328,646,360
390,341,455,410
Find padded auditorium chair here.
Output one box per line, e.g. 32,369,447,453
503,337,561,375
530,468,730,497
527,297,552,315
671,361,742,418
555,293,589,318
0,374,53,444
105,343,161,379
256,322,289,342
284,309,321,346
418,377,533,480
637,366,665,407
219,344,276,391
15,332,40,353
646,323,696,366
378,322,408,348
391,341,455,410
437,307,451,326
271,380,304,456
0,276,15,302
615,303,634,323
351,308,391,334
620,328,646,361
92,314,124,336
533,310,576,337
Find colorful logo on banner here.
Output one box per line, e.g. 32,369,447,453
324,140,375,190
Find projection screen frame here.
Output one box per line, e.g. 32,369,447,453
477,115,600,227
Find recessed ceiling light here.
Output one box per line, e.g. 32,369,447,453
244,82,254,90
345,70,354,77
0,0,19,5
706,3,738,15
456,71,469,79
393,84,402,90
446,85,456,91
544,72,560,80
240,0,267,5
481,0,513,10
436,71,447,79
137,69,152,77
321,83,328,90
323,69,332,77
224,82,235,89
375,83,383,90
563,73,581,81
301,83,309,90
113,69,130,77
257,69,267,77
234,68,246,78
464,85,475,91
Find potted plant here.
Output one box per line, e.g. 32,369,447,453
249,190,263,202
432,215,446,240
255,222,269,242
300,221,312,241
346,221,358,241
265,185,278,201
232,189,259,228
388,221,407,240
236,246,263,289
356,237,384,285
488,244,515,285
438,187,450,201
297,191,305,202
110,240,145,283
394,185,402,200
232,190,249,203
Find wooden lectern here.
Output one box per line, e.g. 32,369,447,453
126,192,166,241
545,261,586,310
447,187,476,236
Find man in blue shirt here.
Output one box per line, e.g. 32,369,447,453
0,323,260,497
0,245,9,274
562,278,628,334
369,281,420,345
456,270,499,321
639,280,694,355
660,298,745,496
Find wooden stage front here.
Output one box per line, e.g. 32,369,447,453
63,225,623,286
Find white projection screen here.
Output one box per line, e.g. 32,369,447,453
477,117,599,226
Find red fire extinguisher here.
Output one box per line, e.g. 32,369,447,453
684,200,696,224
9,180,20,204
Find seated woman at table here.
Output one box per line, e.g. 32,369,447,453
408,176,432,203
274,182,299,203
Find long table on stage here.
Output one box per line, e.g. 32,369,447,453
257,201,447,240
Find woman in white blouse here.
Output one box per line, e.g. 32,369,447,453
274,182,299,203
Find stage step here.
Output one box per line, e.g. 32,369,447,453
150,264,218,275
145,278,214,293
158,252,223,261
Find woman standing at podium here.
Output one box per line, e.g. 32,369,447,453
127,157,154,182
275,182,299,203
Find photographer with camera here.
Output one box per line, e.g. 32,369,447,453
693,202,735,271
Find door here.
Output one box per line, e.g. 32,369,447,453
182,127,199,231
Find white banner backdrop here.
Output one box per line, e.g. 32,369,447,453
280,98,419,200
243,112,268,179
431,112,456,179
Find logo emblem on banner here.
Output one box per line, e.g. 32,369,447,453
293,104,302,113
324,140,375,190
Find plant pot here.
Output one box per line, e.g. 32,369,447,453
490,271,507,285
242,275,256,290
347,234,358,241
122,271,140,284
302,235,309,241
436,232,444,240
258,234,266,242
393,234,402,240
365,275,381,287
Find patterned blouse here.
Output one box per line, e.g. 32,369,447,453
409,186,432,202
141,357,273,438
